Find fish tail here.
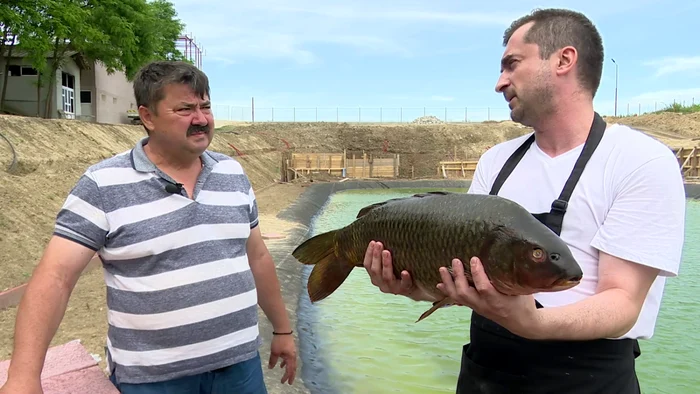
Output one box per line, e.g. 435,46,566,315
292,230,353,303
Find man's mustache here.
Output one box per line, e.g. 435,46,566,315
187,124,210,135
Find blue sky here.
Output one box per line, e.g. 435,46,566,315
170,0,699,122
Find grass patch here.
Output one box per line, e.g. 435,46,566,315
656,102,700,114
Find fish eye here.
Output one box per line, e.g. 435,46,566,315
532,248,544,260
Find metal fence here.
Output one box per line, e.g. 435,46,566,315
212,99,696,123
212,106,511,123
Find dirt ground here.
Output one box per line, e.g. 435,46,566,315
0,110,698,385
606,111,700,140
217,120,532,179
217,112,700,177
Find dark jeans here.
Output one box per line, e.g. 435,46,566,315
109,353,268,394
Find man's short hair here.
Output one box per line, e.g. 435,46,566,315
132,60,210,114
503,8,604,98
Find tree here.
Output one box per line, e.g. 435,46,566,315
0,1,52,115
39,0,103,118
82,0,186,81
0,0,189,118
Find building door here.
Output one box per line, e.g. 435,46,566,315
80,90,93,119
61,71,75,119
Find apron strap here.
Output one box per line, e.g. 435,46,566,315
488,133,535,196
487,112,607,235
543,112,607,235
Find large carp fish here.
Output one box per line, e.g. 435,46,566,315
292,191,583,322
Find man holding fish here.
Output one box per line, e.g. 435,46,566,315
363,8,686,394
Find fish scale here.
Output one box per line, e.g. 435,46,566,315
293,191,583,322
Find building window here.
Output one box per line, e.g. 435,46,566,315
80,90,92,103
21,67,38,75
61,71,75,89
7,65,38,76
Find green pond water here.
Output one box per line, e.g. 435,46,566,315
305,188,700,394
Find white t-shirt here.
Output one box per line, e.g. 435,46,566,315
467,122,686,340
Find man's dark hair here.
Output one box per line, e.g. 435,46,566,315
503,8,604,98
132,60,210,114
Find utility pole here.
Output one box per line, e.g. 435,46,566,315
611,58,618,117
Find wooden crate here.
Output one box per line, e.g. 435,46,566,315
282,150,400,181
437,160,478,179
675,146,699,179
346,152,399,178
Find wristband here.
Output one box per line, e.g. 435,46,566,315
273,330,293,335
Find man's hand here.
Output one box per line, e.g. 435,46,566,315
436,257,540,338
362,241,438,302
268,334,297,385
246,226,298,384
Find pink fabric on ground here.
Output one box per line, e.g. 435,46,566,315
0,340,118,393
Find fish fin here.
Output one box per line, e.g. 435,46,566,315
416,297,454,323
356,201,389,218
414,191,454,197
356,190,455,218
475,224,519,275
292,230,337,265
446,265,475,287
292,230,353,303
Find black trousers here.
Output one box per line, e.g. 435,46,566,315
456,310,641,394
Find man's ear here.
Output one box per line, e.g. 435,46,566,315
138,105,156,133
554,45,577,77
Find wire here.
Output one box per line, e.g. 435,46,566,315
0,130,17,172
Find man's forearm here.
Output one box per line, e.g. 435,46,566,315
250,254,292,332
526,288,641,341
6,267,76,381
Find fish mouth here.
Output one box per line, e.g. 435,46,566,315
549,275,582,290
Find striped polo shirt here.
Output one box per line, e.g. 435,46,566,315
53,137,261,384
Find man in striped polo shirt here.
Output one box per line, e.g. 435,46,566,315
1,61,296,394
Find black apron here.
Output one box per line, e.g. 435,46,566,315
456,112,642,394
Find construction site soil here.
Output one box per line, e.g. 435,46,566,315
0,111,698,390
